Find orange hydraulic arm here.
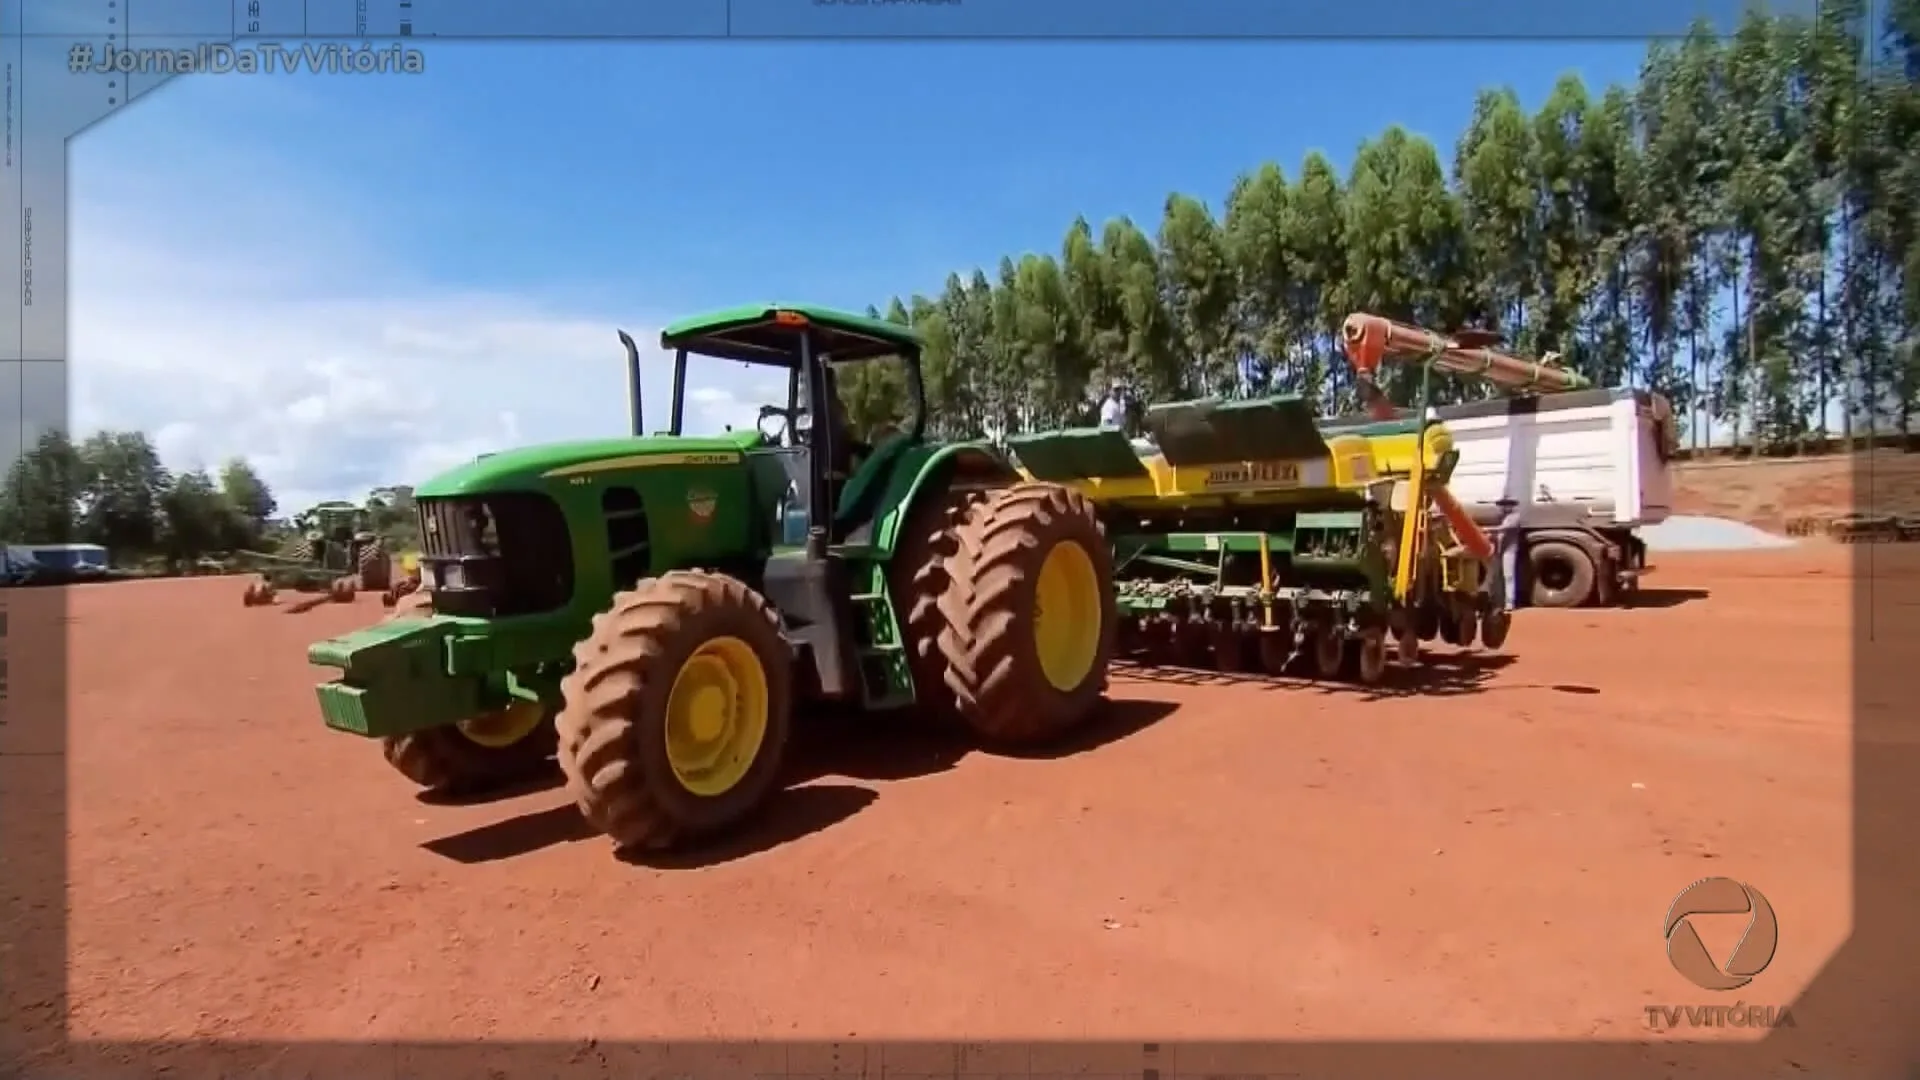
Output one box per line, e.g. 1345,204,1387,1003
1339,313,1592,407
1337,314,1591,579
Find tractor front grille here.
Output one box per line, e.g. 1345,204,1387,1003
415,493,573,618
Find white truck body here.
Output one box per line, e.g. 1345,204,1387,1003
1437,387,1677,607
1327,386,1678,608
1436,387,1675,530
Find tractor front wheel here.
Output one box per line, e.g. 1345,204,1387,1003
378,594,560,795
939,482,1116,746
555,571,793,854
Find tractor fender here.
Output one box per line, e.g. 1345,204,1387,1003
871,443,1022,558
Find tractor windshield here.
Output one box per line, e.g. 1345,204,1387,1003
754,354,907,449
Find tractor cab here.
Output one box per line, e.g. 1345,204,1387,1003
306,501,372,544
657,304,930,703
657,304,928,554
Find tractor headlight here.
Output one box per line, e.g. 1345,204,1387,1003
439,562,466,590
419,563,437,589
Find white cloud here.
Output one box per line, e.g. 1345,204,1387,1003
63,175,770,515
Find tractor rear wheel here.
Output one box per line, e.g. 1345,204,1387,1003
555,571,793,854
887,486,987,722
939,482,1115,746
378,593,560,795
356,536,392,591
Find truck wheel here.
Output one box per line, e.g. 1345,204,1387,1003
939,482,1115,745
1528,541,1596,609
887,486,986,721
378,594,559,795
555,571,793,854
356,537,392,591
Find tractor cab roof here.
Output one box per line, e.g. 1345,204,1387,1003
660,303,922,366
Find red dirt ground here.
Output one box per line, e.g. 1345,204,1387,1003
3,547,1914,1074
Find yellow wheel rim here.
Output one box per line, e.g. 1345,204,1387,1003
457,699,546,749
1033,540,1103,692
663,636,769,797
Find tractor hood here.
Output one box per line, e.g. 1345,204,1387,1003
414,430,766,497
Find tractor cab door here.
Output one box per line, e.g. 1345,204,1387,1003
747,362,866,546
744,390,820,550
745,441,813,550
746,412,860,702
742,368,868,702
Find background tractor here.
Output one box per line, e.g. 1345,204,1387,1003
309,304,1116,856
241,501,393,607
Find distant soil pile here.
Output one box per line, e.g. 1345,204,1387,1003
1671,450,1920,538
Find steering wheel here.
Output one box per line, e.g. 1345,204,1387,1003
757,404,795,444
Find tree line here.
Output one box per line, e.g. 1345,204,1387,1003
0,429,280,566
840,4,1920,453
0,428,422,566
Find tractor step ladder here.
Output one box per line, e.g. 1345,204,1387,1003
849,590,915,710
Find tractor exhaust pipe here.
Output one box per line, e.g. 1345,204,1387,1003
617,329,644,436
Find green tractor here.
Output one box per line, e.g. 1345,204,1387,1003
242,500,392,606
308,304,1117,854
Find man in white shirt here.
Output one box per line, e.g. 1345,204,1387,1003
1098,389,1126,429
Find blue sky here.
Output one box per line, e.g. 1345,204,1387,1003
65,40,1653,508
